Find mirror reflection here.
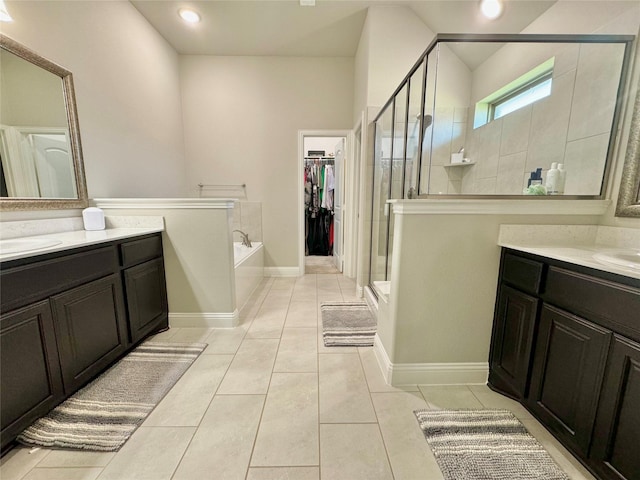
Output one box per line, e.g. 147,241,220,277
418,40,628,196
0,47,77,199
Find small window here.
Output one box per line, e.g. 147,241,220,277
473,58,555,129
490,72,552,120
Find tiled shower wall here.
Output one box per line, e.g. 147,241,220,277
232,202,263,243
427,43,622,196
426,106,469,195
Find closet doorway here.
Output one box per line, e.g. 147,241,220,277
299,132,349,275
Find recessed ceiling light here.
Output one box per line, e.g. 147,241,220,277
178,8,201,24
0,0,13,22
480,0,503,19
300,0,315,6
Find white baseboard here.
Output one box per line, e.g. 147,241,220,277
169,311,239,328
373,334,488,386
364,286,378,312
264,267,300,277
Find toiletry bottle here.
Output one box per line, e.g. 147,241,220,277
530,168,543,186
545,162,559,194
557,164,566,194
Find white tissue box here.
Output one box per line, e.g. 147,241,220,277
82,207,105,231
451,153,464,164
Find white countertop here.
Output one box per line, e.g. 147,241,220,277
499,243,640,280
0,226,164,263
498,225,640,281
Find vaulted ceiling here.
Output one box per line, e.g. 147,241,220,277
130,0,558,57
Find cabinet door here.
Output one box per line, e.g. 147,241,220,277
124,258,168,344
590,335,640,480
51,274,128,394
527,304,610,456
1,301,64,451
489,284,538,399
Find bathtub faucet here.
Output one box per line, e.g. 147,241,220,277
233,230,252,248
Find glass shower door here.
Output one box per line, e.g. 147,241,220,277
369,106,393,288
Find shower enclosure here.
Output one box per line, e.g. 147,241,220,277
368,34,634,297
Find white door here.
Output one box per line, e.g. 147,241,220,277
333,138,344,272
30,133,76,198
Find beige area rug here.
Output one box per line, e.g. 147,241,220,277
321,302,376,346
17,341,206,452
414,409,569,480
305,255,340,274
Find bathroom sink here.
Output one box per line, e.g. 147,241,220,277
0,237,62,255
593,249,640,271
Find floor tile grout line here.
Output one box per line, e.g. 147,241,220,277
314,274,322,480
168,279,276,480
357,345,397,480
167,340,237,480
244,277,291,478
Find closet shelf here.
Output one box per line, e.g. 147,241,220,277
443,161,475,168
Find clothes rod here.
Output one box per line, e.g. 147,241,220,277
197,183,246,188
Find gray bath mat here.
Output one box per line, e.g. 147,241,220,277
414,409,569,480
321,302,376,346
17,341,206,452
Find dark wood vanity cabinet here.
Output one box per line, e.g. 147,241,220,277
489,249,640,480
0,301,64,450
0,232,168,452
120,236,168,343
51,274,128,394
488,284,538,399
591,336,640,480
527,304,610,456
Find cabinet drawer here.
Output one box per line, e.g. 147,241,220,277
120,235,162,268
1,247,118,312
544,266,640,342
502,253,544,295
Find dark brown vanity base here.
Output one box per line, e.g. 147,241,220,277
0,233,168,453
489,248,640,480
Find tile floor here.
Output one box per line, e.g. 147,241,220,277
1,274,597,480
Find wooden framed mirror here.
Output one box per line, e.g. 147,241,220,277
0,34,88,211
615,78,640,217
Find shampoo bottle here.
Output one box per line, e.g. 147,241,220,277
556,164,566,194
545,162,559,195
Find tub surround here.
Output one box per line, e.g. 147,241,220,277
234,242,265,311
0,216,164,263
93,198,265,328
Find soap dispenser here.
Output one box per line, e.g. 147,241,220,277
545,162,559,195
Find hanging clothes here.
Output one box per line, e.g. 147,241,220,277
304,159,335,256
323,165,334,211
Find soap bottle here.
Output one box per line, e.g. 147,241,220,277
556,164,566,194
528,168,543,186
545,162,559,195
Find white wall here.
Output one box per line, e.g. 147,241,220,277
180,55,354,269
0,50,67,127
1,1,188,199
353,6,435,123
522,2,640,228
304,137,344,157
383,209,603,369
